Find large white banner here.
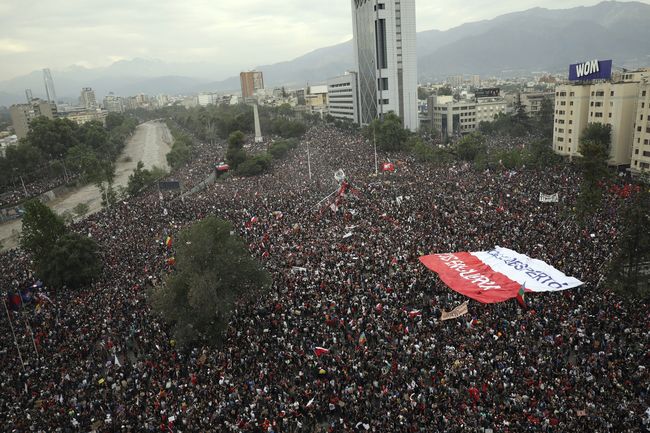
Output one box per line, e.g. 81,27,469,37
471,247,583,292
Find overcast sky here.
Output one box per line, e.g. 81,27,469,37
0,0,647,81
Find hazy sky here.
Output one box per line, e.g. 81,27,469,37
0,0,647,81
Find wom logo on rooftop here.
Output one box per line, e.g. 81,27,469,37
569,59,613,81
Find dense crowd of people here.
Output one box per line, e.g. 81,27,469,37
0,174,78,209
0,124,648,432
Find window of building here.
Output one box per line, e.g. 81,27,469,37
557,137,564,142
645,139,649,145
570,92,575,97
569,138,572,143
595,112,603,118
378,77,388,91
610,91,614,96
643,91,647,97
636,149,640,154
378,99,389,105
644,151,650,157
642,162,650,169
570,101,574,106
609,113,612,118
375,19,388,69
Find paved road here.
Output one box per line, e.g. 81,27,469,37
0,121,172,251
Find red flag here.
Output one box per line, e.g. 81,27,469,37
382,162,395,172
314,347,329,357
408,310,422,319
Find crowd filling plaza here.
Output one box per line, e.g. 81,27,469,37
0,124,648,432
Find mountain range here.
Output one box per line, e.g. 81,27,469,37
1,1,650,106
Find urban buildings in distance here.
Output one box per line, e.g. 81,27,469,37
351,0,419,131
327,72,360,124
9,99,57,139
429,90,507,138
552,62,650,174
240,71,265,99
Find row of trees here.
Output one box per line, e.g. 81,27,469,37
479,96,554,140
225,131,299,177
154,104,307,145
0,113,137,195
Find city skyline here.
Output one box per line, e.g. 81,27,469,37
1,0,648,81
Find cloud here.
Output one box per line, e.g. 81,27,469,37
0,0,648,80
0,39,31,54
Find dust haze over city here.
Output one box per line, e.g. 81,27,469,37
0,1,649,432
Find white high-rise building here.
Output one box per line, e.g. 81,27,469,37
351,0,418,131
80,87,97,109
327,72,360,124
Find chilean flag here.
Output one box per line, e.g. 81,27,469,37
382,162,395,172
419,246,583,304
314,347,330,357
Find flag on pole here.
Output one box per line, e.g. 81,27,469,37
114,354,122,367
516,284,527,308
358,332,367,346
382,162,396,172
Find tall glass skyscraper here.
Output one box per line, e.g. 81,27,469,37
351,0,418,131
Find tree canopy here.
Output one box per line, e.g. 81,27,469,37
151,216,271,346
365,112,410,152
20,199,101,288
576,123,612,218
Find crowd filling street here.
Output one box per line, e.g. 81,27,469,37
0,124,648,432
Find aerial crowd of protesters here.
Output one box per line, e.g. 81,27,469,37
0,123,648,432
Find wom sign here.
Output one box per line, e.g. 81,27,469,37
569,59,613,81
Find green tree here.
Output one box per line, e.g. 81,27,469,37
268,139,297,159
529,139,560,168
20,199,66,258
418,87,432,100
228,131,246,148
27,117,80,159
37,233,101,289
166,139,192,170
437,86,453,96
72,202,90,218
454,132,487,162
237,154,271,177
366,112,410,152
127,162,167,196
151,216,271,346
537,97,554,139
608,189,650,299
576,123,612,218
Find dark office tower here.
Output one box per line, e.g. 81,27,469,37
43,68,58,106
